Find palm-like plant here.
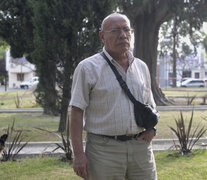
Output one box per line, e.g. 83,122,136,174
2,119,29,161
52,117,72,162
169,110,206,155
186,94,196,105
35,116,72,163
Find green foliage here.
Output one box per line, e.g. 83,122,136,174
0,37,8,50
52,116,72,162
186,94,197,105
0,43,7,84
169,110,207,155
0,0,34,59
0,0,118,130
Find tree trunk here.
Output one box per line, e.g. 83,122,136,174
121,0,176,105
58,77,71,132
172,17,178,87
133,14,170,105
172,31,177,87
58,53,74,132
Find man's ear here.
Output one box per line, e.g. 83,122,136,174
99,31,105,43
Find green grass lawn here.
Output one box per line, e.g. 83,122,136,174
0,89,207,141
156,110,207,139
162,87,207,97
0,150,207,180
1,110,207,141
162,88,207,105
0,89,39,108
0,113,60,142
155,150,207,180
0,88,206,108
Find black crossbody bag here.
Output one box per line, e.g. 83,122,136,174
100,52,159,130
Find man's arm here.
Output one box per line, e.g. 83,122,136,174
70,106,89,179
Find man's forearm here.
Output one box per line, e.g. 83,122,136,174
70,106,89,179
70,106,84,156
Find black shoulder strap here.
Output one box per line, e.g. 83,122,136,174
100,51,144,107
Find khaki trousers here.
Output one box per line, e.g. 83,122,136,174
85,133,157,180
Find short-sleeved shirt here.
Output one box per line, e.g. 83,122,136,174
69,48,157,136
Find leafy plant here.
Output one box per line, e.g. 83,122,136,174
203,116,207,121
201,95,207,105
169,110,206,155
35,116,72,163
14,93,22,108
186,94,196,105
1,119,29,161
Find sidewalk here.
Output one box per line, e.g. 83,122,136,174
7,138,207,159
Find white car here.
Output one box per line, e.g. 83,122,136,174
181,78,205,87
20,76,39,89
204,79,207,87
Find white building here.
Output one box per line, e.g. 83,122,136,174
5,50,36,88
158,47,207,87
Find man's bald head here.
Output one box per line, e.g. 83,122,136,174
100,13,131,31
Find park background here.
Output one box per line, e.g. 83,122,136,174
0,1,207,180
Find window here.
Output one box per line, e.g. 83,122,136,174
182,71,191,78
194,72,200,79
17,73,24,81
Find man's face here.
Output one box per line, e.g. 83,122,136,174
99,15,132,56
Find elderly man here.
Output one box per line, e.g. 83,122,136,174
70,13,157,180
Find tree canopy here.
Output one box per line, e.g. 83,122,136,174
0,0,117,131
158,18,206,85
119,0,207,105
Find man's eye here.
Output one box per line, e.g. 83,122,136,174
111,29,120,33
123,28,130,33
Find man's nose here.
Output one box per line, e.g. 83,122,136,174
119,29,128,38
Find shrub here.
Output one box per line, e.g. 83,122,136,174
35,116,72,163
169,110,206,155
14,93,22,108
1,119,29,161
186,94,196,105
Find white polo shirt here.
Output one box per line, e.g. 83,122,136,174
70,48,157,136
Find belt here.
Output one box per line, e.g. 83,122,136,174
98,132,143,142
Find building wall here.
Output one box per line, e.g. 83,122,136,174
5,50,36,88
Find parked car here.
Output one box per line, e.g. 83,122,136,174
181,78,205,87
20,76,39,89
204,79,207,87
169,80,181,87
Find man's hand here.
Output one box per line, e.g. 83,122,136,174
136,129,155,143
73,153,90,179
